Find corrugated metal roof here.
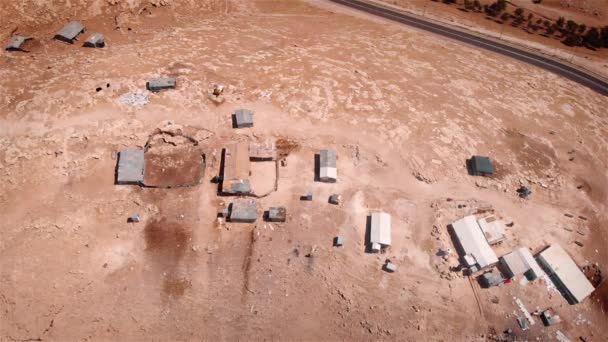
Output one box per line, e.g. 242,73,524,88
55,21,85,42
230,199,257,223
5,35,31,50
539,244,594,304
116,149,144,184
320,149,336,168
477,215,506,245
370,212,391,246
223,142,251,194
518,247,544,280
452,215,498,268
501,250,529,277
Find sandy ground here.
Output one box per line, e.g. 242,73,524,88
1,0,607,341
378,0,608,77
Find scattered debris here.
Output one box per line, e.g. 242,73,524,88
541,309,561,326
232,109,254,128
146,77,176,92
55,21,86,43
249,140,276,161
119,89,149,107
83,33,105,48
266,207,286,222
514,297,535,326
212,84,225,97
555,330,571,342
127,213,140,223
5,34,32,51
328,194,341,205
516,186,532,198
334,236,344,247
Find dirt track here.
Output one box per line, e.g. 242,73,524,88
1,0,607,341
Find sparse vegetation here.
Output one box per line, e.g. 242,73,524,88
431,1,608,50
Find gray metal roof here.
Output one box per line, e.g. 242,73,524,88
320,149,336,168
5,35,31,50
147,77,176,92
55,21,86,42
116,149,144,184
472,156,493,175
234,109,254,128
268,207,286,222
501,250,529,277
83,33,104,48
230,199,257,223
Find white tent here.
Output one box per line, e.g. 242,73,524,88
370,212,391,250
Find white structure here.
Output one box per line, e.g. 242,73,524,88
501,247,544,280
538,244,594,304
451,215,498,269
319,149,337,182
477,215,506,245
370,212,391,252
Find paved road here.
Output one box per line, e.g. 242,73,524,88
329,0,608,96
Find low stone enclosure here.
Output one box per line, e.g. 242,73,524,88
115,123,210,189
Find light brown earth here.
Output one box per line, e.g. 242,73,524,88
1,0,607,341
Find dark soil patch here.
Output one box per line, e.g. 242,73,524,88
144,146,205,187
144,217,190,267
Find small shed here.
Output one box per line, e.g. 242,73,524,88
83,33,105,48
319,149,337,182
55,21,86,43
267,207,286,222
232,109,254,128
369,212,391,252
334,236,344,247
249,140,276,160
477,215,506,245
116,148,144,184
538,244,595,304
479,270,503,288
230,199,257,223
147,77,176,92
5,35,32,51
469,156,493,176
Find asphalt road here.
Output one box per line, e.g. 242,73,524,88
329,0,608,96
